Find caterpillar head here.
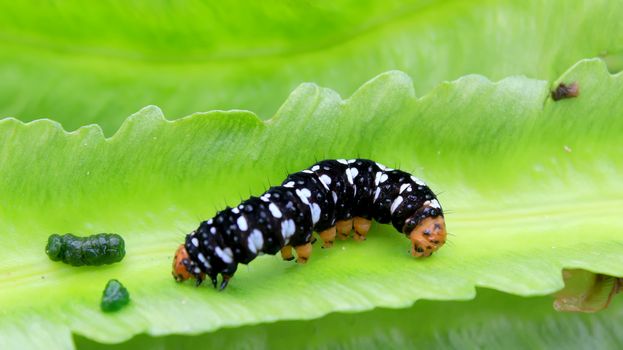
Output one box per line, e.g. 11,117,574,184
406,213,447,258
403,202,447,258
172,244,193,282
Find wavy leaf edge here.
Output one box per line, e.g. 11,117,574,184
1,58,622,348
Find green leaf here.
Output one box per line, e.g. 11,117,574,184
1,59,622,348
74,288,623,350
1,0,622,133
554,269,622,313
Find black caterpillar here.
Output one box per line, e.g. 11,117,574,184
46,233,125,266
173,159,446,290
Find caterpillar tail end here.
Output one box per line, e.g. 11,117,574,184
409,216,447,258
172,244,193,282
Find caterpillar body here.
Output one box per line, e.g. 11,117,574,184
173,159,446,290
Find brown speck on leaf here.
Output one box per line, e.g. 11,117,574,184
552,82,579,101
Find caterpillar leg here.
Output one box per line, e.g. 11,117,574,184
219,274,231,291
353,217,372,241
336,219,353,240
294,243,313,264
280,245,294,261
319,226,336,248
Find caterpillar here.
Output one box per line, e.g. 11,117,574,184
172,159,446,290
45,233,125,266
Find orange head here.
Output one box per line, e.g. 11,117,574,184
172,244,193,282
408,216,447,258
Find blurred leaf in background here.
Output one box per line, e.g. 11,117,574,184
0,0,621,133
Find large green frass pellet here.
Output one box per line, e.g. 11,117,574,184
45,233,125,266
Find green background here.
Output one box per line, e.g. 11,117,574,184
0,1,622,349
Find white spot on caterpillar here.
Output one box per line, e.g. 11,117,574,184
350,167,359,178
237,216,248,231
332,191,338,203
302,170,314,174
374,172,382,186
317,180,329,191
191,238,199,247
380,173,388,183
345,168,354,184
210,227,216,234
376,162,387,170
296,189,311,205
215,246,233,264
319,174,332,186
411,176,426,186
269,203,282,218
194,267,201,274
311,203,321,224
284,181,295,188
399,183,411,194
281,219,296,242
207,219,213,225
373,187,381,202
232,207,240,214
429,199,441,209
337,159,348,164
247,229,264,254
311,165,320,171
347,159,357,164
261,193,271,202
197,253,210,268
390,196,403,214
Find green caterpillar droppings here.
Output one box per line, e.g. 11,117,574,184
45,233,125,266
100,279,130,312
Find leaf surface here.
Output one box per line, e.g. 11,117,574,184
74,289,623,350
0,60,622,348
0,0,622,133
